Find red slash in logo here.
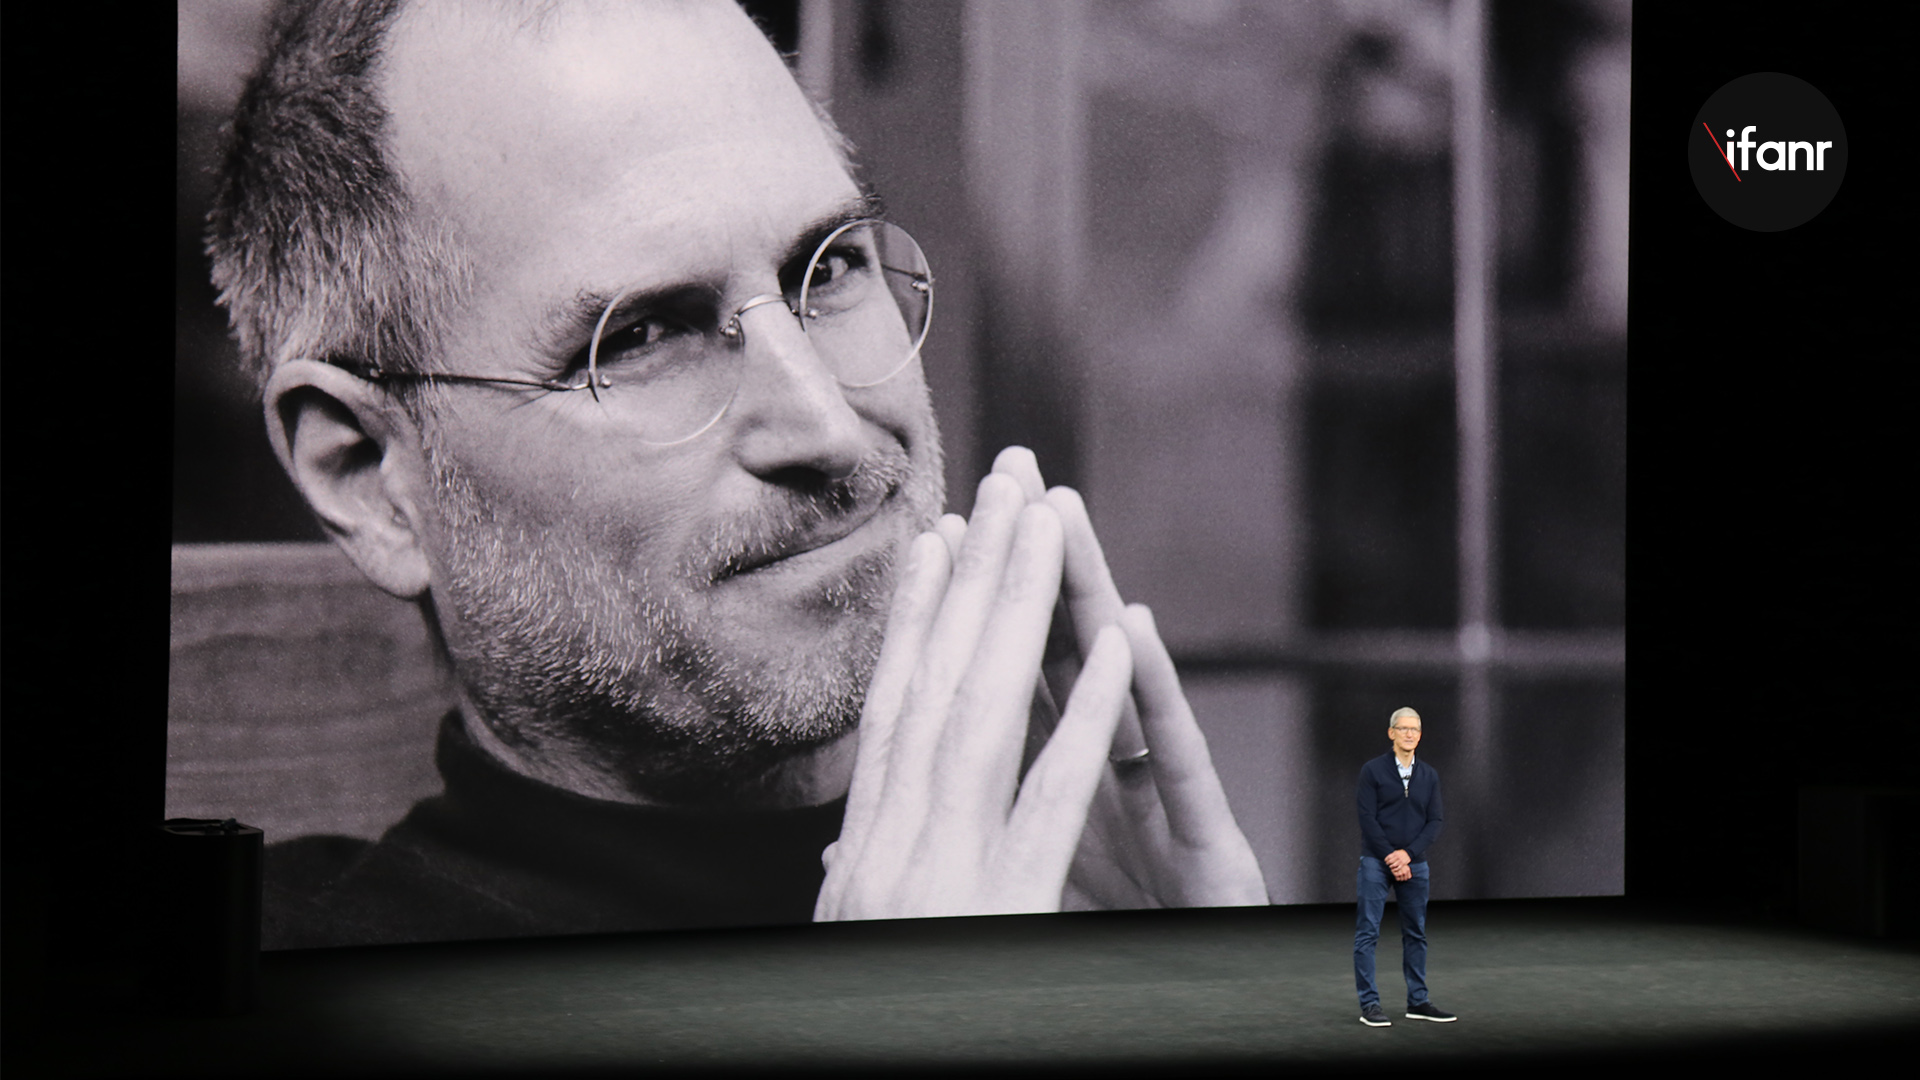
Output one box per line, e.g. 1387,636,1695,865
1702,123,1742,181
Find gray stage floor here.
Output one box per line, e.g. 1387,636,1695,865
44,899,1920,1076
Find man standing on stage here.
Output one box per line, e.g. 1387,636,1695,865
1354,707,1457,1026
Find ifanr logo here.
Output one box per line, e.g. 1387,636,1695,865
1704,126,1834,175
1691,73,1848,231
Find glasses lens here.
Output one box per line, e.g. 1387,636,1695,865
587,287,741,445
583,221,930,445
799,220,932,389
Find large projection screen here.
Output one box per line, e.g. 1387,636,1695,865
172,0,1628,949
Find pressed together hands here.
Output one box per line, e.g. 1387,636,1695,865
815,447,1270,920
1384,849,1413,882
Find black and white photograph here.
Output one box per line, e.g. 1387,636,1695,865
171,0,1628,952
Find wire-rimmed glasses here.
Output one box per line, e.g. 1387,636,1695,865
337,219,932,446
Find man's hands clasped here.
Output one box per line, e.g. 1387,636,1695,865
814,448,1269,920
1384,849,1413,883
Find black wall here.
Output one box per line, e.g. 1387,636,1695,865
1623,3,1904,915
1,0,1905,1035
4,4,181,1032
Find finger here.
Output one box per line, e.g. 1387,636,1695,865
813,838,843,918
991,445,1048,502
1038,489,1161,898
1120,604,1244,848
1043,486,1146,758
916,474,1029,706
1002,624,1134,892
927,503,1065,835
1040,487,1123,652
833,531,952,872
863,474,1030,864
853,531,952,777
934,512,967,560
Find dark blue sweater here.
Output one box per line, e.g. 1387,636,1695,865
1357,752,1445,863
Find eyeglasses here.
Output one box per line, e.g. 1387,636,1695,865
1392,726,1422,735
336,219,932,445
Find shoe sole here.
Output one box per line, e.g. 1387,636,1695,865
1359,1016,1391,1027
1405,1012,1457,1022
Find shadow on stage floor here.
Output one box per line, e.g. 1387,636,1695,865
24,898,1920,1077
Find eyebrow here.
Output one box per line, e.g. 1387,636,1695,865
526,192,886,365
774,192,886,280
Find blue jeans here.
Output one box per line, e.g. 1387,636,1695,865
1354,855,1429,1009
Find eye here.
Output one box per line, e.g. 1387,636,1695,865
801,237,877,312
590,312,704,378
808,249,857,290
610,315,685,350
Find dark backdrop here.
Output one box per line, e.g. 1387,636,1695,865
0,0,1906,1029
1622,5,1904,914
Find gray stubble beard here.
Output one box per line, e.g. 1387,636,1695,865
420,428,945,807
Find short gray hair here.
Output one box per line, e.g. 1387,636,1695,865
1389,707,1421,730
206,0,473,402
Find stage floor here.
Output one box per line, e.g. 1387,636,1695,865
46,898,1920,1075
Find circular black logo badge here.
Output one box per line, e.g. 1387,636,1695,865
1690,73,1847,231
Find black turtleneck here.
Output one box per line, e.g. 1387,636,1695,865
264,712,848,949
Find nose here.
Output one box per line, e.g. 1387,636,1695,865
724,299,868,482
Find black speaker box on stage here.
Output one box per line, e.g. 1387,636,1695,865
1797,789,1920,939
149,819,263,1015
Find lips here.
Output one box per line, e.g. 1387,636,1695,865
709,481,900,583
699,446,917,585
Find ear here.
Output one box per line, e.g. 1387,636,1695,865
264,359,435,599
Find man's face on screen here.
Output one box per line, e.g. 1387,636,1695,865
380,0,944,801
1390,720,1422,756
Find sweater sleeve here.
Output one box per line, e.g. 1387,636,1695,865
1406,768,1445,861
1356,762,1393,859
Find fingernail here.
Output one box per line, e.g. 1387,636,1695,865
977,471,1014,497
